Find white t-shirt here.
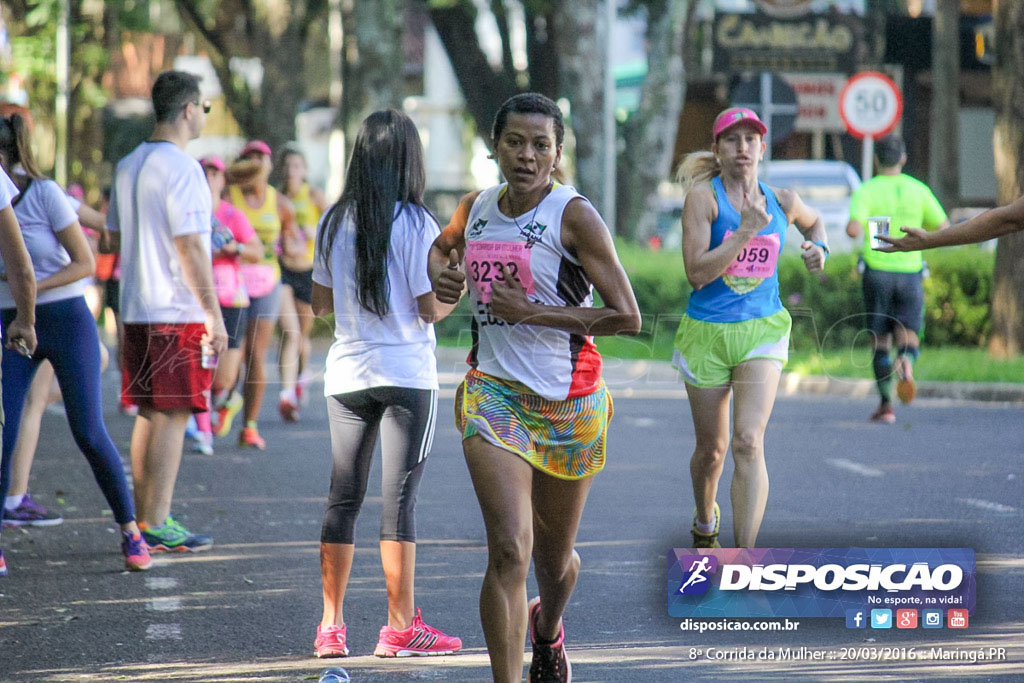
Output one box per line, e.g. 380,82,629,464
312,203,440,395
0,177,82,308
108,141,212,324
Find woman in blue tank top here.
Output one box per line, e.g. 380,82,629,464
673,108,829,549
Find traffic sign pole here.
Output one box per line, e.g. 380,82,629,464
861,135,874,182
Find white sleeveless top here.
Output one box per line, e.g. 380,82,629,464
464,182,602,401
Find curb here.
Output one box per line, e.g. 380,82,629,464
433,347,1024,403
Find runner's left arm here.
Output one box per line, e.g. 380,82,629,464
488,197,641,336
778,187,827,274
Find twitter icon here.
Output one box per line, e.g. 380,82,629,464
871,609,892,629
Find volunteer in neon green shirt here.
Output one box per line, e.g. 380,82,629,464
846,135,948,424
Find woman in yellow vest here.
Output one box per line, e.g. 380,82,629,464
227,140,301,449
277,147,326,422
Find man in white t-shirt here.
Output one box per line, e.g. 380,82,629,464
106,70,227,553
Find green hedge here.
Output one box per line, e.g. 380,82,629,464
435,240,995,351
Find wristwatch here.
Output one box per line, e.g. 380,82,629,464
812,240,830,260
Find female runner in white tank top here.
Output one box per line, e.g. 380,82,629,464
430,93,641,683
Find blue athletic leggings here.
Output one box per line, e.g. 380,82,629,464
1,296,135,525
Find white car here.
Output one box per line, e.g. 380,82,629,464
760,160,861,253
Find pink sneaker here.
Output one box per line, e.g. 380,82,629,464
121,531,153,571
314,623,349,658
0,548,8,576
373,608,462,657
527,596,571,682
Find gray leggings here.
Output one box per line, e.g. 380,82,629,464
322,386,437,544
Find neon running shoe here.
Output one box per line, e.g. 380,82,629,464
184,416,201,443
691,501,721,549
239,426,266,450
140,516,212,553
314,623,350,658
527,597,571,682
278,395,300,423
2,493,64,528
373,608,462,657
895,356,916,404
121,530,153,571
870,404,896,424
214,392,243,438
0,548,8,576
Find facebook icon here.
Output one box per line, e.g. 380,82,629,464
846,609,867,629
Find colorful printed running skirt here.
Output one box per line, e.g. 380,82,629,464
455,369,613,480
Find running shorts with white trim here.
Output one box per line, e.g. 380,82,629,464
672,308,791,388
455,368,612,480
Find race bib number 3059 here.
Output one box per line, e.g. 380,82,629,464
465,240,535,303
723,230,780,279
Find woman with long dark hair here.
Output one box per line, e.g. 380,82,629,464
310,109,462,659
0,112,150,573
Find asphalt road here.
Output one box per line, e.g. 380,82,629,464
1,359,1021,682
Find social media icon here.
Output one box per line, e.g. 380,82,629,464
922,609,943,628
948,609,969,629
896,609,918,629
846,609,866,629
870,609,892,629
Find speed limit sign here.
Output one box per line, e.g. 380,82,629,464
839,71,903,139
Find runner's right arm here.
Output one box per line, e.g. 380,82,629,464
175,233,228,354
682,183,768,290
428,191,477,305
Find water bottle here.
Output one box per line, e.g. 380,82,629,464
318,668,350,683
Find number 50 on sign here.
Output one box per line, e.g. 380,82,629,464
839,71,903,140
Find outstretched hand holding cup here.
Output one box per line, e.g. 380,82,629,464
434,249,466,304
876,227,930,253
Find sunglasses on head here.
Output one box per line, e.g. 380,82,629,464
185,99,212,114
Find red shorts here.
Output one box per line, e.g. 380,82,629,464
122,323,212,413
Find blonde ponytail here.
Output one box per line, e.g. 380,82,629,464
676,151,720,197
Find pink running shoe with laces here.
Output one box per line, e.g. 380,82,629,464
373,608,462,657
314,623,349,658
527,596,572,682
121,530,153,571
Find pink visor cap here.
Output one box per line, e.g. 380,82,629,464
199,155,225,172
713,107,768,140
240,139,272,157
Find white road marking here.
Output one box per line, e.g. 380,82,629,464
827,458,884,477
145,577,180,590
145,623,182,640
147,597,182,612
957,498,1016,513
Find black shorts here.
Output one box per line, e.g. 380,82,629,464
280,265,313,305
863,266,924,335
220,305,248,349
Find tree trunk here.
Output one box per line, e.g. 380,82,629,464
341,0,406,160
555,0,608,205
616,0,691,241
929,0,960,208
173,0,325,153
990,0,1024,358
426,1,519,148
